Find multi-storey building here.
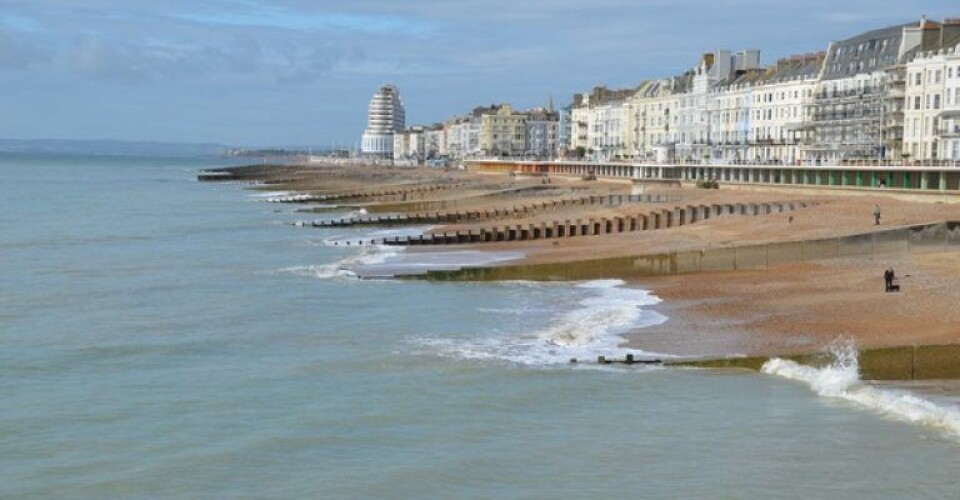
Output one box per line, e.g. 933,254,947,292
478,104,527,157
441,106,493,160
524,108,559,158
443,117,468,159
424,125,446,159
802,22,923,162
393,125,425,163
903,19,960,161
708,70,762,163
634,79,681,163
361,84,405,159
571,87,636,160
744,53,823,164
674,50,760,162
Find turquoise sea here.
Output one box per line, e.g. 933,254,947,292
3,153,960,498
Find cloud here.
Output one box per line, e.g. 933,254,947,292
0,26,49,69
172,6,435,36
61,35,269,82
273,43,361,84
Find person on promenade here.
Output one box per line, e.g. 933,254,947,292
884,268,893,292
874,204,882,225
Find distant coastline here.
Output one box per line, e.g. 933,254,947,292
0,138,232,158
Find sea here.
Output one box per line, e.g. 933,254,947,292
2,153,959,498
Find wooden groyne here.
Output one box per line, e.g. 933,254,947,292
197,165,303,182
296,193,672,228
369,201,814,247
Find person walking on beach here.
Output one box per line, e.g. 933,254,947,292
873,204,882,225
884,268,893,292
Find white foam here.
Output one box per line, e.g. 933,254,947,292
317,225,434,247
278,245,404,281
346,208,368,218
279,263,356,280
248,191,294,198
358,250,524,275
762,340,960,439
264,193,315,203
412,279,670,367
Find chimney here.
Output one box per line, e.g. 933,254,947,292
942,18,960,48
702,52,715,68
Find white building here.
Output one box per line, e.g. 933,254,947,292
571,87,636,160
903,20,960,161
361,84,405,159
745,54,822,164
801,22,925,162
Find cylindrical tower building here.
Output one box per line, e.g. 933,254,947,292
361,84,405,159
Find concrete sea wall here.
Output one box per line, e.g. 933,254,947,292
413,221,960,281
668,344,960,381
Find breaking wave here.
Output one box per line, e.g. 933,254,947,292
278,245,404,280
412,279,670,367
762,339,960,439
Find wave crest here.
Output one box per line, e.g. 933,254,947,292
413,280,669,366
762,339,960,438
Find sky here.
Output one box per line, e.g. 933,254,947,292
0,0,957,147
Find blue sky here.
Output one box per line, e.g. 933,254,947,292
0,0,956,147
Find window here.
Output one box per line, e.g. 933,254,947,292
934,94,941,110
915,96,921,110
936,70,942,84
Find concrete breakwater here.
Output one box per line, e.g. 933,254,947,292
576,344,960,380
371,200,814,247
296,193,671,228
410,221,960,281
666,344,960,381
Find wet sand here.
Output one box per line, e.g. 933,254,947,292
625,250,960,358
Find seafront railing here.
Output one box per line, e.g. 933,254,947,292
466,159,960,193
467,156,960,168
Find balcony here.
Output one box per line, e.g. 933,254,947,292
885,88,905,99
814,88,881,103
939,126,960,138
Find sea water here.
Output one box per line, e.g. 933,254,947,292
2,154,959,498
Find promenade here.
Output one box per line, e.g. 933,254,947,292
468,158,960,194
